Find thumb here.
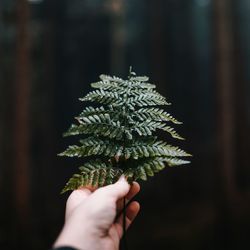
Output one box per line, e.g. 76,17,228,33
65,188,92,218
98,175,130,201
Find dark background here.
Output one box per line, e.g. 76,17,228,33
0,0,250,249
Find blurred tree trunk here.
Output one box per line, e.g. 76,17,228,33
232,0,250,193
109,0,126,75
13,0,31,240
213,0,237,248
214,0,236,202
0,4,3,193
149,0,167,92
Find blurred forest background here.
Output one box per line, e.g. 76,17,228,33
0,0,250,249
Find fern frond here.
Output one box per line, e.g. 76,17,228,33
130,120,184,140
80,90,122,106
124,157,166,181
78,106,123,123
90,81,161,101
129,76,149,82
99,74,125,84
99,74,156,89
124,140,191,159
61,160,123,193
131,82,156,89
165,157,191,167
128,94,170,107
59,137,123,158
125,156,190,181
91,80,119,90
76,113,113,125
79,106,109,117
98,75,133,89
129,89,166,100
162,126,185,140
63,119,124,140
91,81,129,95
133,107,182,124
60,68,191,193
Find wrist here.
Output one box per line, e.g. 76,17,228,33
53,222,96,250
52,247,77,250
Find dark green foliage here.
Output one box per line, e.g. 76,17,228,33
60,68,191,193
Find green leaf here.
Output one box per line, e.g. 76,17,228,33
133,107,182,124
78,106,114,117
129,120,184,140
162,126,185,140
124,156,189,181
61,160,123,193
60,68,191,192
130,76,149,82
79,90,122,106
127,93,170,107
123,141,190,160
63,114,126,140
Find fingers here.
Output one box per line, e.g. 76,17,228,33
66,178,138,220
126,182,140,200
114,201,140,239
125,201,140,223
116,182,140,213
95,175,130,201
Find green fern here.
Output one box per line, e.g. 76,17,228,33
60,68,191,193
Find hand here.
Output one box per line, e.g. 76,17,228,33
53,176,140,250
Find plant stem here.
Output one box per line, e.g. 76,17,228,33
121,197,128,250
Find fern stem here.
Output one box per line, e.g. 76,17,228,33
121,99,128,250
121,197,128,250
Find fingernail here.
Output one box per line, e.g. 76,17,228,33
119,175,126,182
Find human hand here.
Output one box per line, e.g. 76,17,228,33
53,176,140,250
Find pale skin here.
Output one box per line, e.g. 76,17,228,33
53,176,140,250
